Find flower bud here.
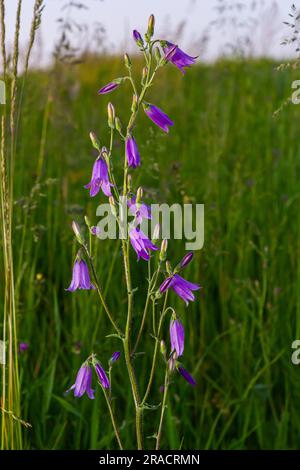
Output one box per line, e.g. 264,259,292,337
89,131,100,151
136,187,143,204
160,239,168,261
160,340,167,359
84,215,91,228
166,261,172,275
109,351,121,366
180,252,194,269
72,221,85,245
131,94,138,113
107,102,115,128
127,174,132,192
168,352,177,372
124,53,131,69
133,30,144,48
141,67,148,85
115,117,122,134
155,47,162,63
147,14,155,39
152,223,160,241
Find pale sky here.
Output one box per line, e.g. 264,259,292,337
4,0,298,66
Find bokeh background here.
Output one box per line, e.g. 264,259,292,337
2,0,300,449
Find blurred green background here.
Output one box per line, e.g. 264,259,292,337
9,55,300,449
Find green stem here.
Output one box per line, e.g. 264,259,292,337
102,388,123,450
132,263,161,355
142,291,169,405
84,247,123,338
156,366,169,450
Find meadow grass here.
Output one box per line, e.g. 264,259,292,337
3,56,300,449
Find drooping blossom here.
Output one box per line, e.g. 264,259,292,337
66,364,95,399
98,81,119,95
163,41,197,74
143,103,174,133
19,342,29,353
125,135,141,168
66,258,95,292
94,363,110,389
128,195,151,225
160,274,200,305
170,318,184,357
109,351,121,364
129,227,158,261
179,252,194,269
177,366,196,387
84,155,113,197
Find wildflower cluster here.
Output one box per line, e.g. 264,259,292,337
65,15,199,450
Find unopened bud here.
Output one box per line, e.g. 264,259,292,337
147,14,155,39
107,102,115,128
160,239,168,261
152,223,160,240
133,30,144,48
168,352,176,372
127,174,132,192
115,117,122,134
142,67,148,85
166,261,172,275
89,131,100,151
160,340,167,359
131,94,138,113
155,47,162,63
124,53,131,69
136,187,143,204
72,221,85,245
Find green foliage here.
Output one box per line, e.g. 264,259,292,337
10,57,300,449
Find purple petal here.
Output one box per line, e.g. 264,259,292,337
178,366,196,386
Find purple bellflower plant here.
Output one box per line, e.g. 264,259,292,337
163,41,197,74
66,15,198,450
66,257,95,292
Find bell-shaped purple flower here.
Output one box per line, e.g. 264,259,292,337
180,252,194,269
98,81,119,95
84,156,113,197
160,274,200,305
66,364,95,399
128,195,151,225
170,318,184,357
177,366,196,387
163,41,197,74
94,363,110,389
129,227,158,261
66,258,95,292
125,135,140,168
143,103,174,133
